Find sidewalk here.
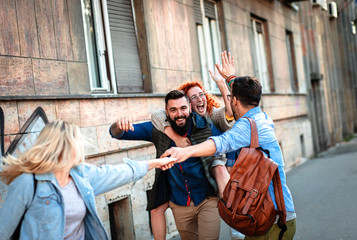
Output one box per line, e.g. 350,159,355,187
287,134,357,239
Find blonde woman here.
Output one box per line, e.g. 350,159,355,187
0,120,175,240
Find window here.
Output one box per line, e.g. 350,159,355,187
194,0,222,92
286,30,298,92
81,0,150,93
251,17,274,93
6,108,48,157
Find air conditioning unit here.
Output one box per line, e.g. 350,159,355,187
328,2,338,19
311,0,321,6
321,0,328,10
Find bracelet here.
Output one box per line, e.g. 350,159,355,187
226,75,236,85
225,114,235,122
228,79,235,86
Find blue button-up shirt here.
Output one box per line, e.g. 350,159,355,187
111,113,229,206
209,107,295,213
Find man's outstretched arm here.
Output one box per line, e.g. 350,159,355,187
161,139,217,163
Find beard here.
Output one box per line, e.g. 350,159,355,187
167,113,192,136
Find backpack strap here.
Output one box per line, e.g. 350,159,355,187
245,117,259,148
247,117,288,239
273,169,287,240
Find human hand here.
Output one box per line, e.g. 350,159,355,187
215,51,235,79
148,157,177,171
114,116,134,132
209,65,225,85
160,162,175,171
173,136,191,148
160,147,191,163
164,126,191,147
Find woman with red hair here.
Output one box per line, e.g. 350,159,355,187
152,77,235,137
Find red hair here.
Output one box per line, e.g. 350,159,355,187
177,81,221,115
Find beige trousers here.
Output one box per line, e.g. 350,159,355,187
169,197,221,240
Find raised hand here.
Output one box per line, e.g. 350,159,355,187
209,65,225,85
210,61,234,118
215,51,235,79
115,116,134,132
110,116,134,136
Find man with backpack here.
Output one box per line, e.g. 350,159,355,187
162,70,296,239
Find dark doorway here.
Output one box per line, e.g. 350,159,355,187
109,197,135,240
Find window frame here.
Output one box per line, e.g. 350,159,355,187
81,0,115,93
195,0,223,93
81,0,151,94
251,16,275,93
286,30,299,92
6,107,48,157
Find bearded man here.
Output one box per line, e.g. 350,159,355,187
110,90,224,240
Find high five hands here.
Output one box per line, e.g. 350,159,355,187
209,65,225,85
215,51,235,79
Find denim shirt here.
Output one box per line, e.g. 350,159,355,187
209,107,295,213
0,159,148,240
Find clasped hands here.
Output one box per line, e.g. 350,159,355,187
152,147,191,171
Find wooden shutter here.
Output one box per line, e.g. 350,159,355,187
204,1,216,19
107,0,144,93
193,0,203,24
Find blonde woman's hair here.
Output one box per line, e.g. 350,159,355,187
0,120,86,184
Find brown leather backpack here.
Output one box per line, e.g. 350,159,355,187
218,118,287,239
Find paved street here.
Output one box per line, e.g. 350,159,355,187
288,135,357,240
170,134,357,240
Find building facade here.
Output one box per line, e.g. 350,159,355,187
0,0,356,239
298,0,357,153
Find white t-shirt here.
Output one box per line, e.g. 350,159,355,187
60,178,86,240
